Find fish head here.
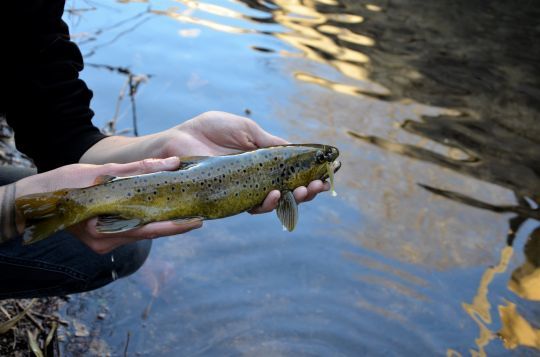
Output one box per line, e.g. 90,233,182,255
279,144,341,185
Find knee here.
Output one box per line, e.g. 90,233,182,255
112,239,152,279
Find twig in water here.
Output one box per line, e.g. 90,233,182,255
128,74,148,137
124,331,131,357
88,64,150,136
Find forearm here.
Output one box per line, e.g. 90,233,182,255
79,133,168,164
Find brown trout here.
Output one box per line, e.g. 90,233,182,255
16,144,340,244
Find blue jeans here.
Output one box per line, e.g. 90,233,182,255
0,166,151,299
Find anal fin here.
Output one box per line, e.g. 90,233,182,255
172,217,203,225
276,191,298,232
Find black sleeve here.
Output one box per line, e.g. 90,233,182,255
6,0,106,173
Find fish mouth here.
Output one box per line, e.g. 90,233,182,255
324,146,339,162
321,160,341,180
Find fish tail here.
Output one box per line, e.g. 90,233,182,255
15,190,78,245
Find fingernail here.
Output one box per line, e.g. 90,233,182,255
164,157,180,165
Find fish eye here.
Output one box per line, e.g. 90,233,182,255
316,150,325,163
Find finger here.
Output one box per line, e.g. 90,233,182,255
254,133,290,148
94,219,203,240
249,190,281,214
303,181,323,202
245,120,290,148
101,157,180,177
293,186,308,203
72,218,203,254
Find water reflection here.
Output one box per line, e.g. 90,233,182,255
448,226,540,355
151,0,390,96
60,0,540,355
509,228,540,302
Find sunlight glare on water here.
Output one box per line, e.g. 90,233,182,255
60,0,540,355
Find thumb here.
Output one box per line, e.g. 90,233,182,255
248,125,290,148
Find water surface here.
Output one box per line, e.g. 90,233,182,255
60,0,539,355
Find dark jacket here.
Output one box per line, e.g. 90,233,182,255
5,0,106,172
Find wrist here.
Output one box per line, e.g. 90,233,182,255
0,183,23,241
79,135,160,164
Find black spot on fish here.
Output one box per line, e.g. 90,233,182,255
127,193,132,197
255,184,259,188
171,187,175,191
235,193,239,196
153,191,157,195
181,188,185,192
147,196,152,201
259,163,263,167
137,189,141,193
89,198,94,203
279,163,284,168
167,197,171,201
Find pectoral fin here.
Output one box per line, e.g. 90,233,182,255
276,191,298,232
96,215,142,233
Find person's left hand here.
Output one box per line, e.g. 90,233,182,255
80,111,330,213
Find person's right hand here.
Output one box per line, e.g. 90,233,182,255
15,157,202,254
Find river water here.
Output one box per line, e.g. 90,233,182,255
60,0,540,355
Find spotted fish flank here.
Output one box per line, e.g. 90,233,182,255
16,144,341,244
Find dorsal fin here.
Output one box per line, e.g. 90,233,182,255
93,175,117,185
178,156,209,169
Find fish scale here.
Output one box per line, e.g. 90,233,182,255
16,144,340,244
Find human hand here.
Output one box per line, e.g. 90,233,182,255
80,111,330,214
15,157,201,254
160,111,330,213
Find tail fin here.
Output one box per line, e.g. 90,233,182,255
15,190,73,245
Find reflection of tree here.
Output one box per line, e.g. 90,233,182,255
498,228,540,350
232,0,540,223
338,0,539,230
447,227,540,355
508,228,540,302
